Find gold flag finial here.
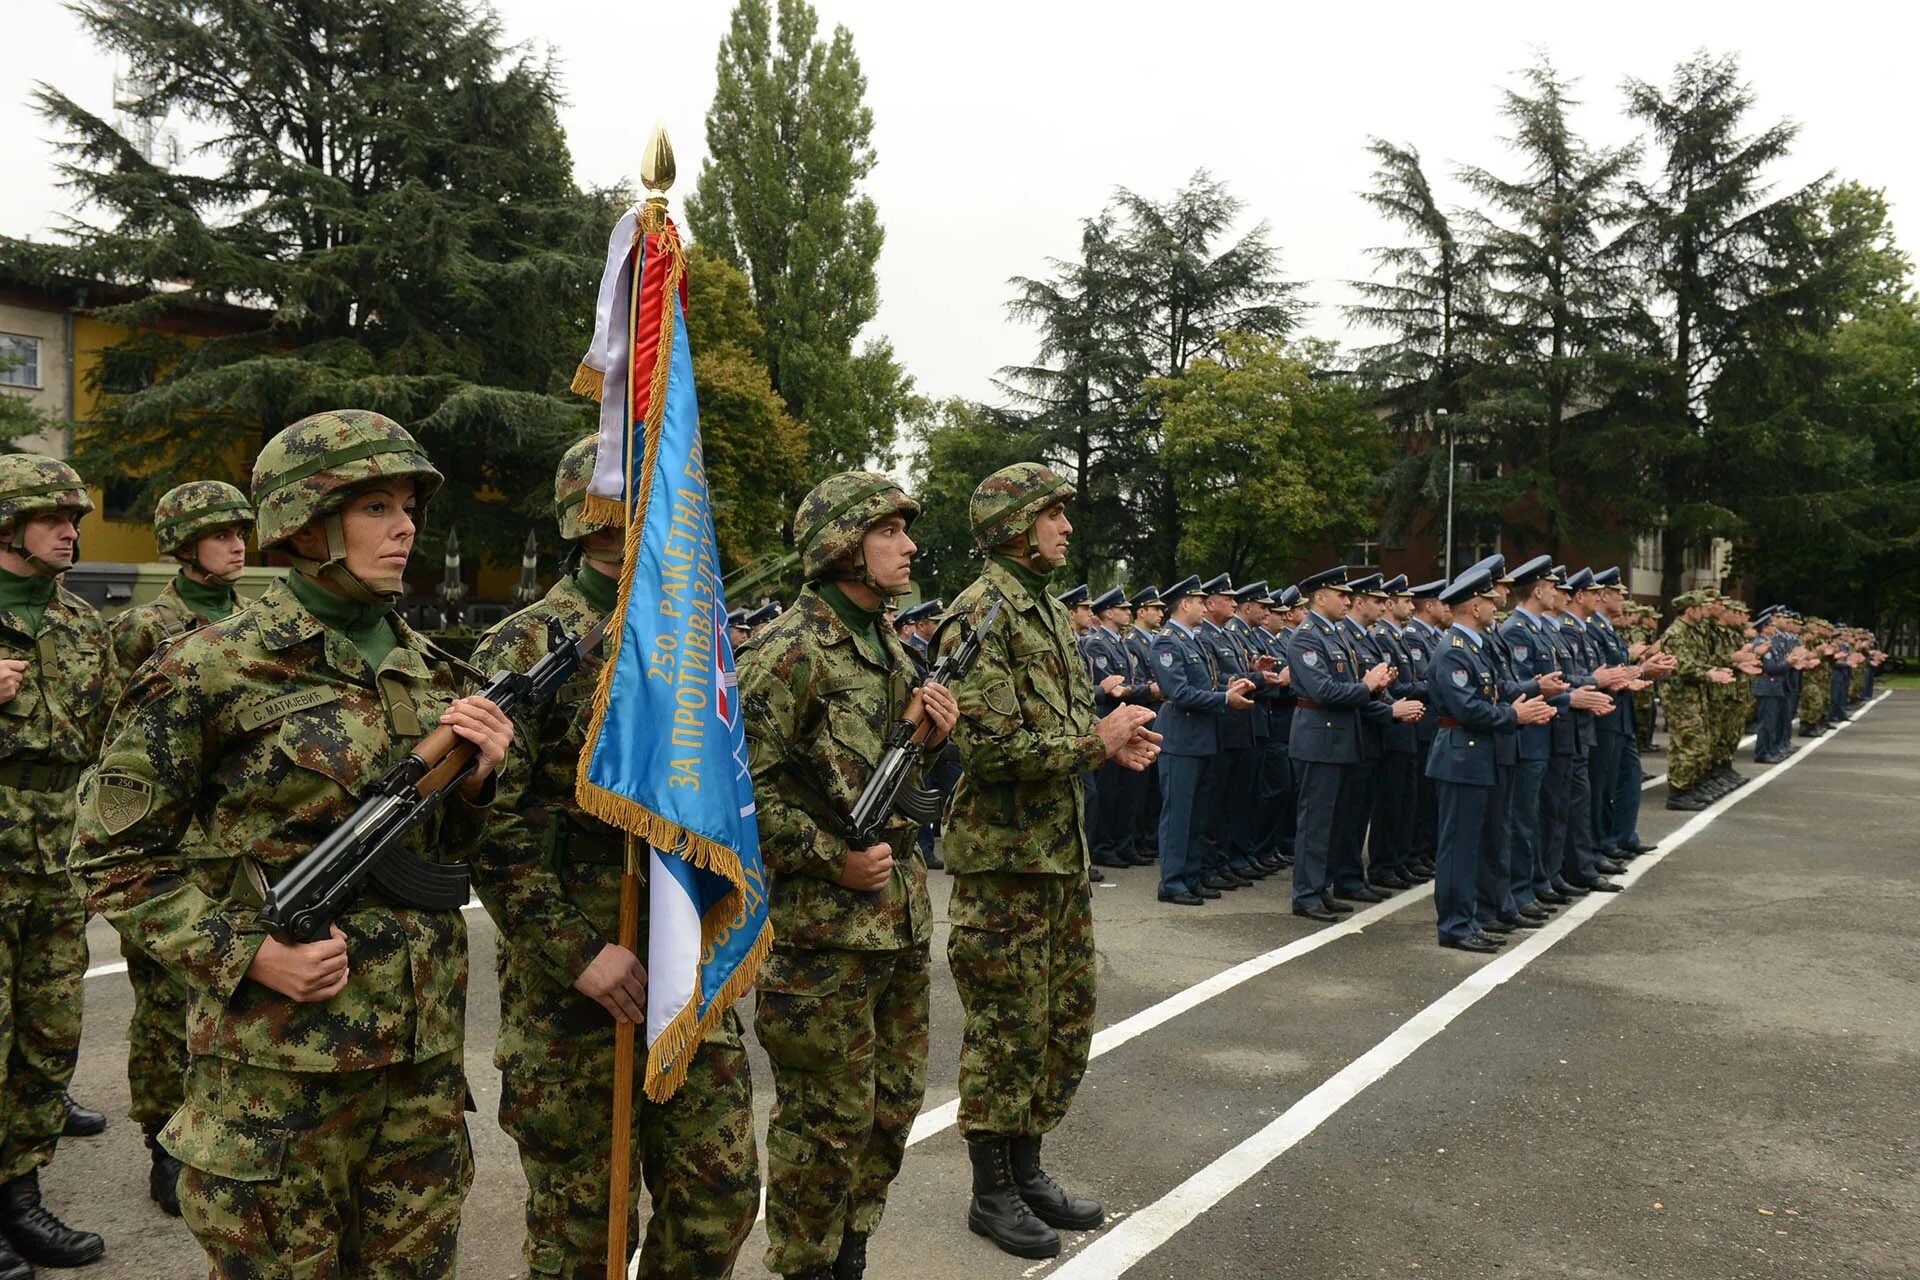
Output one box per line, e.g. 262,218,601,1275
641,125,676,196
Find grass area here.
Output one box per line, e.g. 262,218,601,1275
1876,672,1920,689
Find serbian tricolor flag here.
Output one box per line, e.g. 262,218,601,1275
571,197,771,1101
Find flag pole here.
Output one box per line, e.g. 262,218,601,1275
605,122,676,1280
607,833,643,1278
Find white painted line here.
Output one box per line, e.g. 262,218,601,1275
86,899,487,981
1048,691,1890,1278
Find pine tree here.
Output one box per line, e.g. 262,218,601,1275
19,0,611,568
686,0,913,479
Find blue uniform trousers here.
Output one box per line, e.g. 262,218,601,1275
1289,760,1347,910
1830,667,1851,718
1090,757,1135,865
1256,737,1294,859
916,751,963,861
1331,760,1376,894
1369,751,1417,879
1474,762,1516,925
1413,762,1439,867
1540,755,1574,889
1588,733,1624,853
1507,758,1548,907
1205,747,1259,875
1562,750,1604,883
1435,779,1491,942
1155,753,1207,896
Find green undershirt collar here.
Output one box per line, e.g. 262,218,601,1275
572,564,620,615
818,581,887,667
0,565,55,634
990,552,1054,598
288,569,399,674
174,571,237,624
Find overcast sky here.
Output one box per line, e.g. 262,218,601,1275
5,0,1915,411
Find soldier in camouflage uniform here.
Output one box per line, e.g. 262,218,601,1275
103,478,256,1217
0,453,111,1273
70,411,514,1280
934,463,1160,1261
472,436,758,1280
1626,605,1661,752
1658,591,1737,811
1798,618,1833,735
737,472,959,1280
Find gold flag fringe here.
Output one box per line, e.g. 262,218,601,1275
571,203,770,1102
570,361,606,402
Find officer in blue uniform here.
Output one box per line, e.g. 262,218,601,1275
1556,569,1625,893
1428,566,1556,951
1748,606,1791,763
1368,575,1427,889
1085,585,1151,869
1197,574,1262,888
1228,581,1288,876
1332,573,1395,900
1126,586,1167,864
1286,567,1410,922
1405,580,1450,877
1151,577,1254,905
1497,556,1569,922
1582,568,1645,856
1256,584,1301,864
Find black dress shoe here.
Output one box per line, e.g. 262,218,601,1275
60,1095,105,1138
1194,885,1222,900
1157,890,1206,907
1574,876,1623,893
0,1172,105,1268
1088,867,1105,883
1440,934,1501,953
1535,887,1569,905
1325,899,1355,914
1372,872,1412,890
1622,840,1658,855
923,848,945,870
1480,918,1517,934
1596,858,1628,875
1202,874,1242,892
1518,903,1551,920
1506,913,1546,929
1333,886,1386,903
1292,905,1339,922
1556,882,1590,897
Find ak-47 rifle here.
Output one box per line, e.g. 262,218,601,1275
259,614,611,944
845,594,1004,846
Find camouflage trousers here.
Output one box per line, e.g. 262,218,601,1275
948,871,1095,1141
1663,685,1712,792
498,1008,759,1280
1633,687,1657,752
165,1050,471,1280
121,932,190,1127
1800,669,1829,730
0,869,86,1182
755,946,930,1277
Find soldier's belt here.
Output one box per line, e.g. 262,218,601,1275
0,760,83,792
1296,698,1325,709
1439,717,1465,730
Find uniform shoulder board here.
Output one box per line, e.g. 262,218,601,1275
1451,635,1465,648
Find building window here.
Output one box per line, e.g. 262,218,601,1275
98,348,155,396
1343,532,1382,569
0,334,41,389
102,475,142,524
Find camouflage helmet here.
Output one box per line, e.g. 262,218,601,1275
0,452,94,534
553,434,612,542
792,471,920,582
153,480,254,556
251,410,443,549
969,462,1075,550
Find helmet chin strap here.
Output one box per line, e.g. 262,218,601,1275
0,527,73,577
184,551,243,589
287,513,402,603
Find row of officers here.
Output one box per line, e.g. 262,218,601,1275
1019,557,1880,953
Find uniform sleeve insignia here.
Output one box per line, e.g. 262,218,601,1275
983,678,1018,717
1094,655,1109,669
1513,645,1528,660
93,772,153,837
1159,651,1175,668
1450,669,1469,688
1411,646,1425,661
1301,650,1319,667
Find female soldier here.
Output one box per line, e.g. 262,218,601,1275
70,410,512,1280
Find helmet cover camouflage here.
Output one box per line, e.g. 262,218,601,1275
153,480,254,556
792,471,920,582
0,453,94,533
969,462,1075,550
251,410,443,549
554,434,612,542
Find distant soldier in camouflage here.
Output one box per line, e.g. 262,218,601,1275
472,436,758,1280
1659,591,1738,811
70,411,514,1280
935,463,1160,1260
0,453,111,1274
103,478,256,1218
737,471,958,1280
1798,618,1834,735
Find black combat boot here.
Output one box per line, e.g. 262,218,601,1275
1009,1135,1104,1230
144,1124,182,1218
0,1172,105,1268
832,1229,868,1280
965,1139,1059,1259
58,1097,104,1139
0,1234,31,1280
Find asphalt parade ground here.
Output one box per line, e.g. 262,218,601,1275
56,691,1917,1279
